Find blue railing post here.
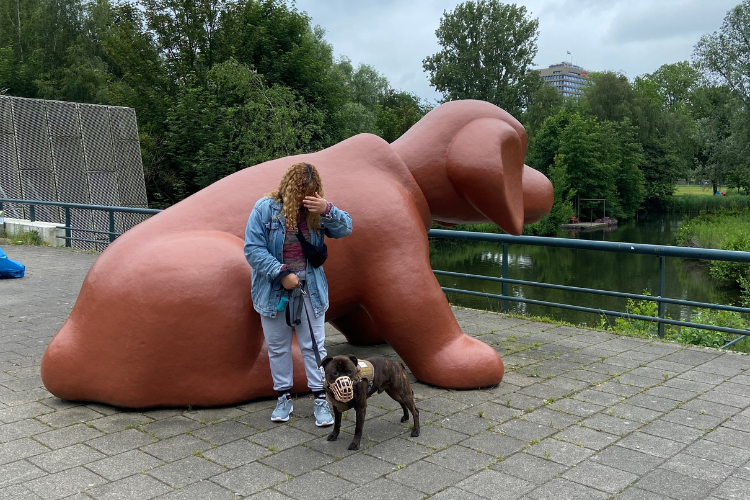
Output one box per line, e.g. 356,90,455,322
108,210,115,243
658,255,666,338
64,208,71,248
30,204,35,222
502,243,509,313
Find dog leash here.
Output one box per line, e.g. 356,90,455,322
300,286,322,367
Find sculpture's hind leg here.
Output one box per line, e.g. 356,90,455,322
41,230,310,408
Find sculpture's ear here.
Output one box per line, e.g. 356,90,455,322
446,118,525,235
321,356,334,369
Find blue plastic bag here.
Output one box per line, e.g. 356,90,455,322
0,246,25,278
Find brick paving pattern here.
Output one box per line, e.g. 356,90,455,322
2,244,750,499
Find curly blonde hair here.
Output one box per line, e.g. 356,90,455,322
267,162,324,232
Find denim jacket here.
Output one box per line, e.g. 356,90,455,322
244,197,353,318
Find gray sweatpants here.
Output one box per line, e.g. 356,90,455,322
260,283,327,392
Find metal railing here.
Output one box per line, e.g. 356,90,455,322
0,198,162,247
429,229,750,350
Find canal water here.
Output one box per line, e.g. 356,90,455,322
430,214,742,327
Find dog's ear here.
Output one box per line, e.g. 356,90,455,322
348,355,359,368
321,356,333,369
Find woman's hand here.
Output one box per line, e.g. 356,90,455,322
303,192,328,214
281,273,300,290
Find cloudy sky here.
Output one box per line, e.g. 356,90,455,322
293,0,738,104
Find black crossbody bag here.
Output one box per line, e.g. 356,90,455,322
295,223,327,268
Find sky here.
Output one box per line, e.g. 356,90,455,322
292,0,739,104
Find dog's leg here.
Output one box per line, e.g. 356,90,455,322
385,389,410,423
327,407,342,442
406,397,420,438
349,406,366,450
399,402,409,423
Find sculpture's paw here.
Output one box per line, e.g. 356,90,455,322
409,334,504,389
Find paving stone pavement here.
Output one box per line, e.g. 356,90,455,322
2,244,750,499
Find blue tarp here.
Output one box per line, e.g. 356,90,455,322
0,246,25,278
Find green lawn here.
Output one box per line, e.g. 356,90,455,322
674,185,716,196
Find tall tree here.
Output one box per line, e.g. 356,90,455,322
422,0,541,116
693,0,750,102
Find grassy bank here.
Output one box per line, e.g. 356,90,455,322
663,193,750,213
677,208,750,307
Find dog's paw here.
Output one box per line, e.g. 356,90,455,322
347,442,360,450
400,416,409,423
327,433,339,442
410,429,420,437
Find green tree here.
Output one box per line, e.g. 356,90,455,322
522,82,563,138
581,71,634,123
693,0,750,101
423,0,541,116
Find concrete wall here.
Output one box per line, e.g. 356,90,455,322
2,218,65,246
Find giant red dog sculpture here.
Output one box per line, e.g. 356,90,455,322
41,100,553,408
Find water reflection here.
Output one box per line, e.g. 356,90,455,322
430,215,741,327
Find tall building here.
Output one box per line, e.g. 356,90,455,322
538,61,589,98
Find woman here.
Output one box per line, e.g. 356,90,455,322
244,162,352,425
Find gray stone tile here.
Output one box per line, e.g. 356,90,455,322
148,456,225,487
461,432,526,458
0,484,43,499
684,439,750,466
86,473,172,500
626,393,680,413
154,480,236,500
526,477,609,499
339,477,424,500
322,452,395,485
563,460,638,494
456,469,534,499
140,434,211,462
712,476,750,500
581,413,641,436
0,437,50,465
526,438,595,466
88,413,153,434
495,418,557,442
705,427,750,451
0,419,51,444
523,407,580,429
191,420,255,445
141,416,202,439
661,453,736,483
203,439,271,469
428,487,487,500
86,429,157,455
555,425,618,450
0,460,46,489
260,446,334,476
387,460,467,494
85,449,163,481
640,420,705,444
212,462,288,496
662,409,724,430
618,432,686,458
681,399,741,419
251,426,316,452
425,445,496,474
405,423,467,449
492,451,568,483
25,466,107,500
274,469,352,500
438,412,490,436
614,487,675,500
591,445,665,475
636,468,715,499
27,444,105,473
607,403,663,423
364,437,431,464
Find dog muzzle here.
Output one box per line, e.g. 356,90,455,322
330,376,354,402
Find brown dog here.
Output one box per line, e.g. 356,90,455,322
322,355,420,450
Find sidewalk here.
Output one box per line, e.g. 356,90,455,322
2,244,750,499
